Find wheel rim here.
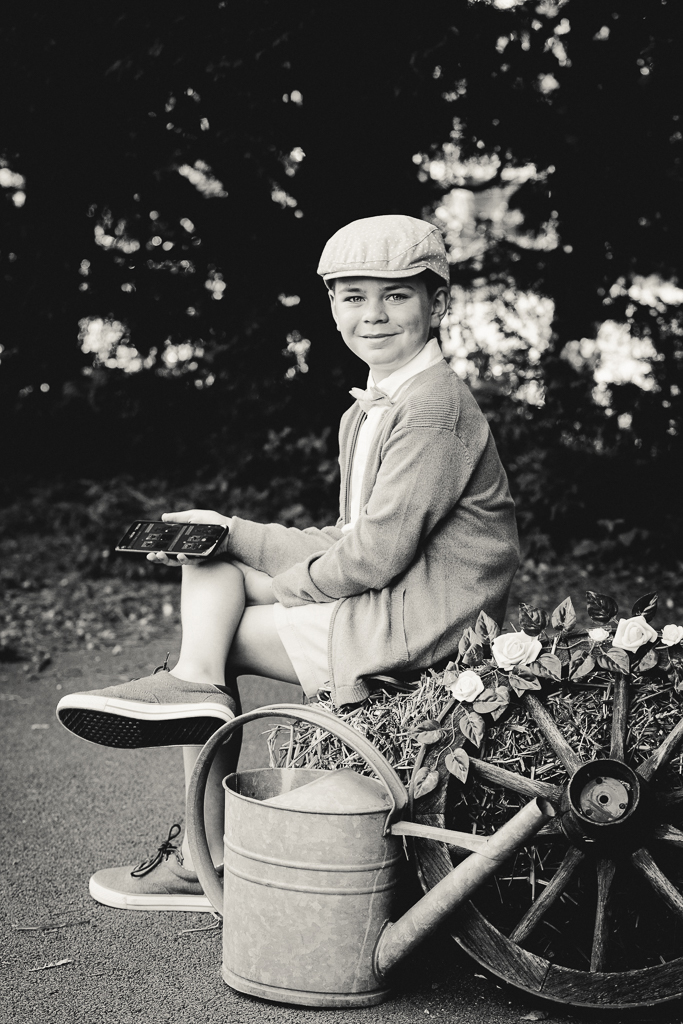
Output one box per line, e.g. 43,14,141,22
412,679,683,1009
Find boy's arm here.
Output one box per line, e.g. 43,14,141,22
226,520,344,576
270,422,491,605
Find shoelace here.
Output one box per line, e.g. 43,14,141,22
153,652,171,674
130,823,182,877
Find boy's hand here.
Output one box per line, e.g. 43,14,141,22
161,508,232,527
146,509,232,566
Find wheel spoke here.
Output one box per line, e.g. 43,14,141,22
536,818,565,839
637,716,683,782
524,693,584,775
609,674,629,762
590,857,616,972
469,758,564,802
631,847,683,922
653,824,683,851
656,787,683,813
509,846,584,945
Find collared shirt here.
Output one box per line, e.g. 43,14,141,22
345,338,445,530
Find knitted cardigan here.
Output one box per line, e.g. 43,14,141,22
227,361,520,705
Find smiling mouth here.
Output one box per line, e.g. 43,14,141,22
360,333,396,339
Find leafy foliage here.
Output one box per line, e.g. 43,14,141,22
586,591,619,624
443,590,683,744
0,1,682,555
411,718,444,746
445,748,470,784
412,767,440,799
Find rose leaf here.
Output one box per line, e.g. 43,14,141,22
472,699,503,715
475,610,501,643
551,596,577,632
411,718,444,745
510,673,542,696
634,647,658,674
570,654,596,681
459,710,486,747
515,664,538,681
412,718,441,732
631,592,658,622
442,664,458,688
600,647,631,674
471,687,497,712
417,729,444,745
458,627,480,658
518,602,549,637
445,748,470,783
462,644,484,667
531,653,563,681
667,661,683,691
413,767,440,799
586,591,619,624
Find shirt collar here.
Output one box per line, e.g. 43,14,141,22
368,337,445,399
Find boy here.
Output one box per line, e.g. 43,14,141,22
57,215,520,911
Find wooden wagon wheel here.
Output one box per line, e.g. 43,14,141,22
411,681,683,1009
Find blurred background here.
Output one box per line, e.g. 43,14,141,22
1,0,682,665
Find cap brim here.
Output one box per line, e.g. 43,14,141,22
322,265,446,282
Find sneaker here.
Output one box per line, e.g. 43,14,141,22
56,669,237,748
89,824,214,912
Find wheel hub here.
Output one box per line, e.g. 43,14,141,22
562,759,650,851
578,774,631,823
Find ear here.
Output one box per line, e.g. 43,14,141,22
328,286,342,331
429,285,449,329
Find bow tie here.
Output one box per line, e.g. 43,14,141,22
349,386,394,415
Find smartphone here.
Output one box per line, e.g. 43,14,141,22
115,520,229,558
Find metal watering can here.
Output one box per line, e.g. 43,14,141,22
187,704,555,1008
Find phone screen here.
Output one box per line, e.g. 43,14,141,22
115,521,228,557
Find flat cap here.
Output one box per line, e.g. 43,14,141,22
318,215,449,284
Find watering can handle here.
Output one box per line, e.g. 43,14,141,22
187,703,409,915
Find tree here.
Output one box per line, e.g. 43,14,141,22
412,0,683,551
1,1,681,550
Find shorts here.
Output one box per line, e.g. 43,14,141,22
272,601,336,698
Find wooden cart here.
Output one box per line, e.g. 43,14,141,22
412,683,683,1010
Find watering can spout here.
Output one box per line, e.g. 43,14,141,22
374,797,556,979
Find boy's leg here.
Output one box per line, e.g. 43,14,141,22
59,558,305,901
179,602,301,869
56,561,251,748
56,560,248,900
171,560,247,688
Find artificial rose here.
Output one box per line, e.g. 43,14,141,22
449,670,485,702
612,615,658,652
661,624,683,647
588,627,610,642
491,631,542,671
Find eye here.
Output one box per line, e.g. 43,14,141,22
343,295,364,303
387,291,410,302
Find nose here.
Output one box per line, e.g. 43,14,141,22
363,297,388,323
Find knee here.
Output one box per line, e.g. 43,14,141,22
181,559,244,584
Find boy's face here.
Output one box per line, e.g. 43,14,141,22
329,276,448,382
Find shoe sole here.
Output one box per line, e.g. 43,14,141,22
89,876,213,912
57,695,234,748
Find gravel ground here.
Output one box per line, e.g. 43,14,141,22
2,638,682,1024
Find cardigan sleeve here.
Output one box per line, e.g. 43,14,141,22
271,419,485,606
226,518,344,577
